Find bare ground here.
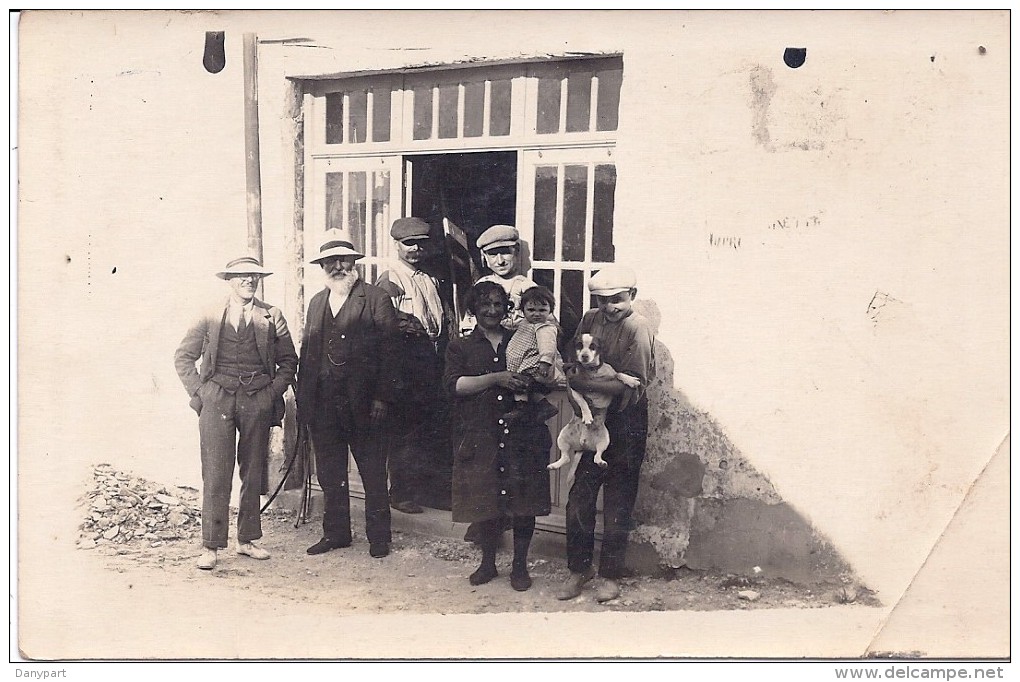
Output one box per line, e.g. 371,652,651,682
76,467,878,615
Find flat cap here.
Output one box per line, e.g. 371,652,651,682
588,265,637,296
391,217,431,241
476,224,519,252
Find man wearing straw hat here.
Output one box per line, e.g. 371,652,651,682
296,231,401,559
174,256,298,571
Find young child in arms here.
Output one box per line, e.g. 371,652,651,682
503,286,566,425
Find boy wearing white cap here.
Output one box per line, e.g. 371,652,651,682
557,265,656,603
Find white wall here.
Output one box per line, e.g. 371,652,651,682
612,11,1008,598
19,11,1008,605
19,11,252,496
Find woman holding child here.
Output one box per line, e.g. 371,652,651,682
444,281,552,591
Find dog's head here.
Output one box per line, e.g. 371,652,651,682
574,333,604,369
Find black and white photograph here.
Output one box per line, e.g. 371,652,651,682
11,9,1010,667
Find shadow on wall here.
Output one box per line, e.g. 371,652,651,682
628,299,858,587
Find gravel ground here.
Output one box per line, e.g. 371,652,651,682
76,465,879,614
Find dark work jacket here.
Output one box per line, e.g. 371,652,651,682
295,280,400,424
394,331,443,408
444,328,551,523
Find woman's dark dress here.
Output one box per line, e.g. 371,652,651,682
444,328,552,523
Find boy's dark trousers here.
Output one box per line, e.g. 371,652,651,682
564,397,648,579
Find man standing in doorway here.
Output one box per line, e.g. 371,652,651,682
473,224,580,348
174,256,298,571
375,217,453,513
297,231,401,558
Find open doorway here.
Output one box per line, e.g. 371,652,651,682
405,151,518,324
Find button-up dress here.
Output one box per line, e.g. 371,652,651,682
444,328,552,524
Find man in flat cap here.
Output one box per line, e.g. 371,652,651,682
557,265,656,604
375,217,453,514
474,224,579,344
376,217,448,345
174,256,298,571
474,224,539,331
297,231,400,558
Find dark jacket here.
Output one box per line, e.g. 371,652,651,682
295,280,401,424
174,297,298,426
444,328,551,523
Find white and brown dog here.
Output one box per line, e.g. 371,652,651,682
548,333,642,480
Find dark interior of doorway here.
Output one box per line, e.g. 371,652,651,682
407,151,518,320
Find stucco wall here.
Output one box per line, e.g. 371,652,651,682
19,10,1008,607
609,13,1008,598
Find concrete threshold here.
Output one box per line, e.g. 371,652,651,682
272,488,573,563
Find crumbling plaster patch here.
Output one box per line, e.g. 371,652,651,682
749,63,855,153
630,299,789,569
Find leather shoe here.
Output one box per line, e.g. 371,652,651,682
369,542,390,558
236,541,270,560
510,568,532,591
196,548,217,570
469,563,498,585
531,398,561,424
391,500,424,514
306,537,351,555
556,567,596,600
596,578,621,603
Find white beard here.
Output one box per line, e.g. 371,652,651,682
325,267,360,297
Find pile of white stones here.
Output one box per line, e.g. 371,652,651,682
77,464,201,550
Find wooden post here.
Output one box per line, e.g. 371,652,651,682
243,32,270,494
243,32,263,265
280,80,306,493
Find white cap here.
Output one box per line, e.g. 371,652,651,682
588,265,637,296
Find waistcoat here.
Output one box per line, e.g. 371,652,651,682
319,304,350,377
215,316,264,379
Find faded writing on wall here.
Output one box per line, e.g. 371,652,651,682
768,215,822,230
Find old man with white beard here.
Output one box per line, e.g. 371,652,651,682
295,231,401,559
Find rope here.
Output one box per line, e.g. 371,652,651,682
259,423,311,523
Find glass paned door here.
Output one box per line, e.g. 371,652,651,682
518,147,617,324
517,146,617,522
308,156,402,286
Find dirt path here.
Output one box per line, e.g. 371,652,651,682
75,466,875,616
16,465,888,660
